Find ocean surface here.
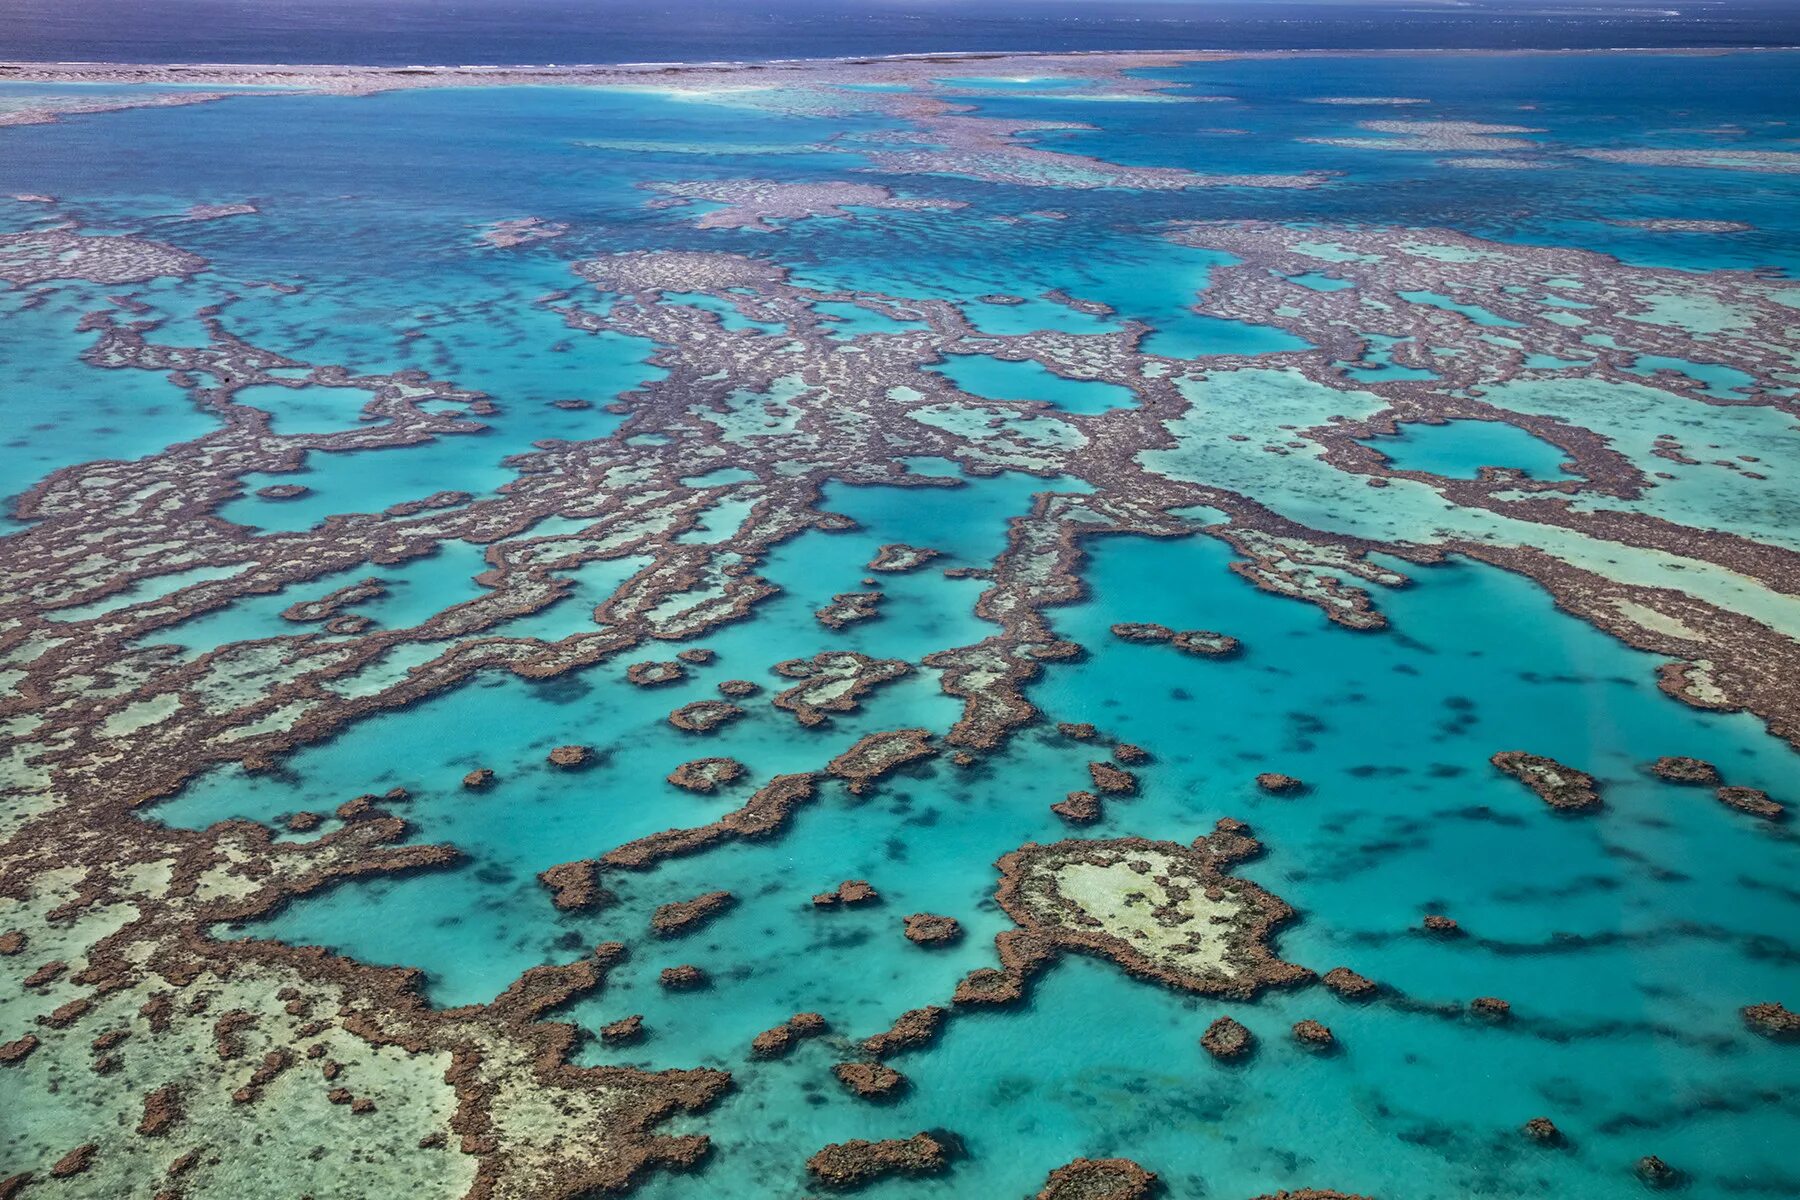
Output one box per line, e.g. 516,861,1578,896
1,35,1798,1200
5,0,1800,65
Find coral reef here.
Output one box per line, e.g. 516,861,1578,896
1089,763,1137,794
750,1012,827,1059
668,701,746,733
666,757,746,794
1110,621,1240,656
1292,1019,1335,1048
1523,1116,1563,1144
805,1134,949,1189
1717,786,1784,820
1051,791,1102,824
1647,755,1720,784
772,652,911,725
827,729,935,794
902,913,963,945
815,591,884,630
1742,1002,1800,1040
1636,1156,1679,1188
650,891,735,938
626,660,686,687
862,1007,946,1058
812,880,880,907
832,1060,908,1099
600,1014,646,1045
1034,1157,1158,1200
658,965,707,990
1201,1016,1255,1060
868,544,940,573
984,827,1308,1000
1490,751,1601,812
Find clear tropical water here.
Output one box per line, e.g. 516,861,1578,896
2,43,1798,1200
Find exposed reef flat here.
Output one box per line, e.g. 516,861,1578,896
1490,751,1602,812
1034,1157,1158,1199
981,827,1308,1000
805,1134,949,1189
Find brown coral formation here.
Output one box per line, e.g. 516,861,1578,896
279,577,387,624
1089,762,1137,794
813,880,880,907
1523,1116,1563,1144
832,1060,908,1099
984,826,1308,1002
1255,773,1305,794
253,483,309,500
1422,915,1463,936
666,757,746,794
651,891,735,938
1490,751,1601,812
828,729,935,794
626,660,686,687
600,773,820,870
1647,755,1720,784
599,1014,646,1045
668,700,746,733
815,591,884,630
1292,1019,1335,1048
1717,786,1784,820
659,965,707,990
1322,967,1379,999
1201,1016,1254,1060
772,652,911,725
903,913,963,945
750,1012,826,1058
1471,996,1513,1020
1034,1157,1158,1200
462,767,496,790
805,1133,948,1189
868,544,941,573
862,1006,946,1058
1110,621,1240,656
1052,791,1101,824
538,860,607,912
548,744,593,769
135,1083,183,1136
1741,1002,1800,1040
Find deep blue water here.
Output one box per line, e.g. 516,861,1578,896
4,0,1800,66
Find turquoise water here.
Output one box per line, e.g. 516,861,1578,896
3,48,1798,1200
928,352,1138,413
1361,419,1577,480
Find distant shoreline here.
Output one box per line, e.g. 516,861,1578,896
4,42,1797,91
3,44,1794,130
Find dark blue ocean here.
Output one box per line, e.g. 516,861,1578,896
5,0,1800,65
